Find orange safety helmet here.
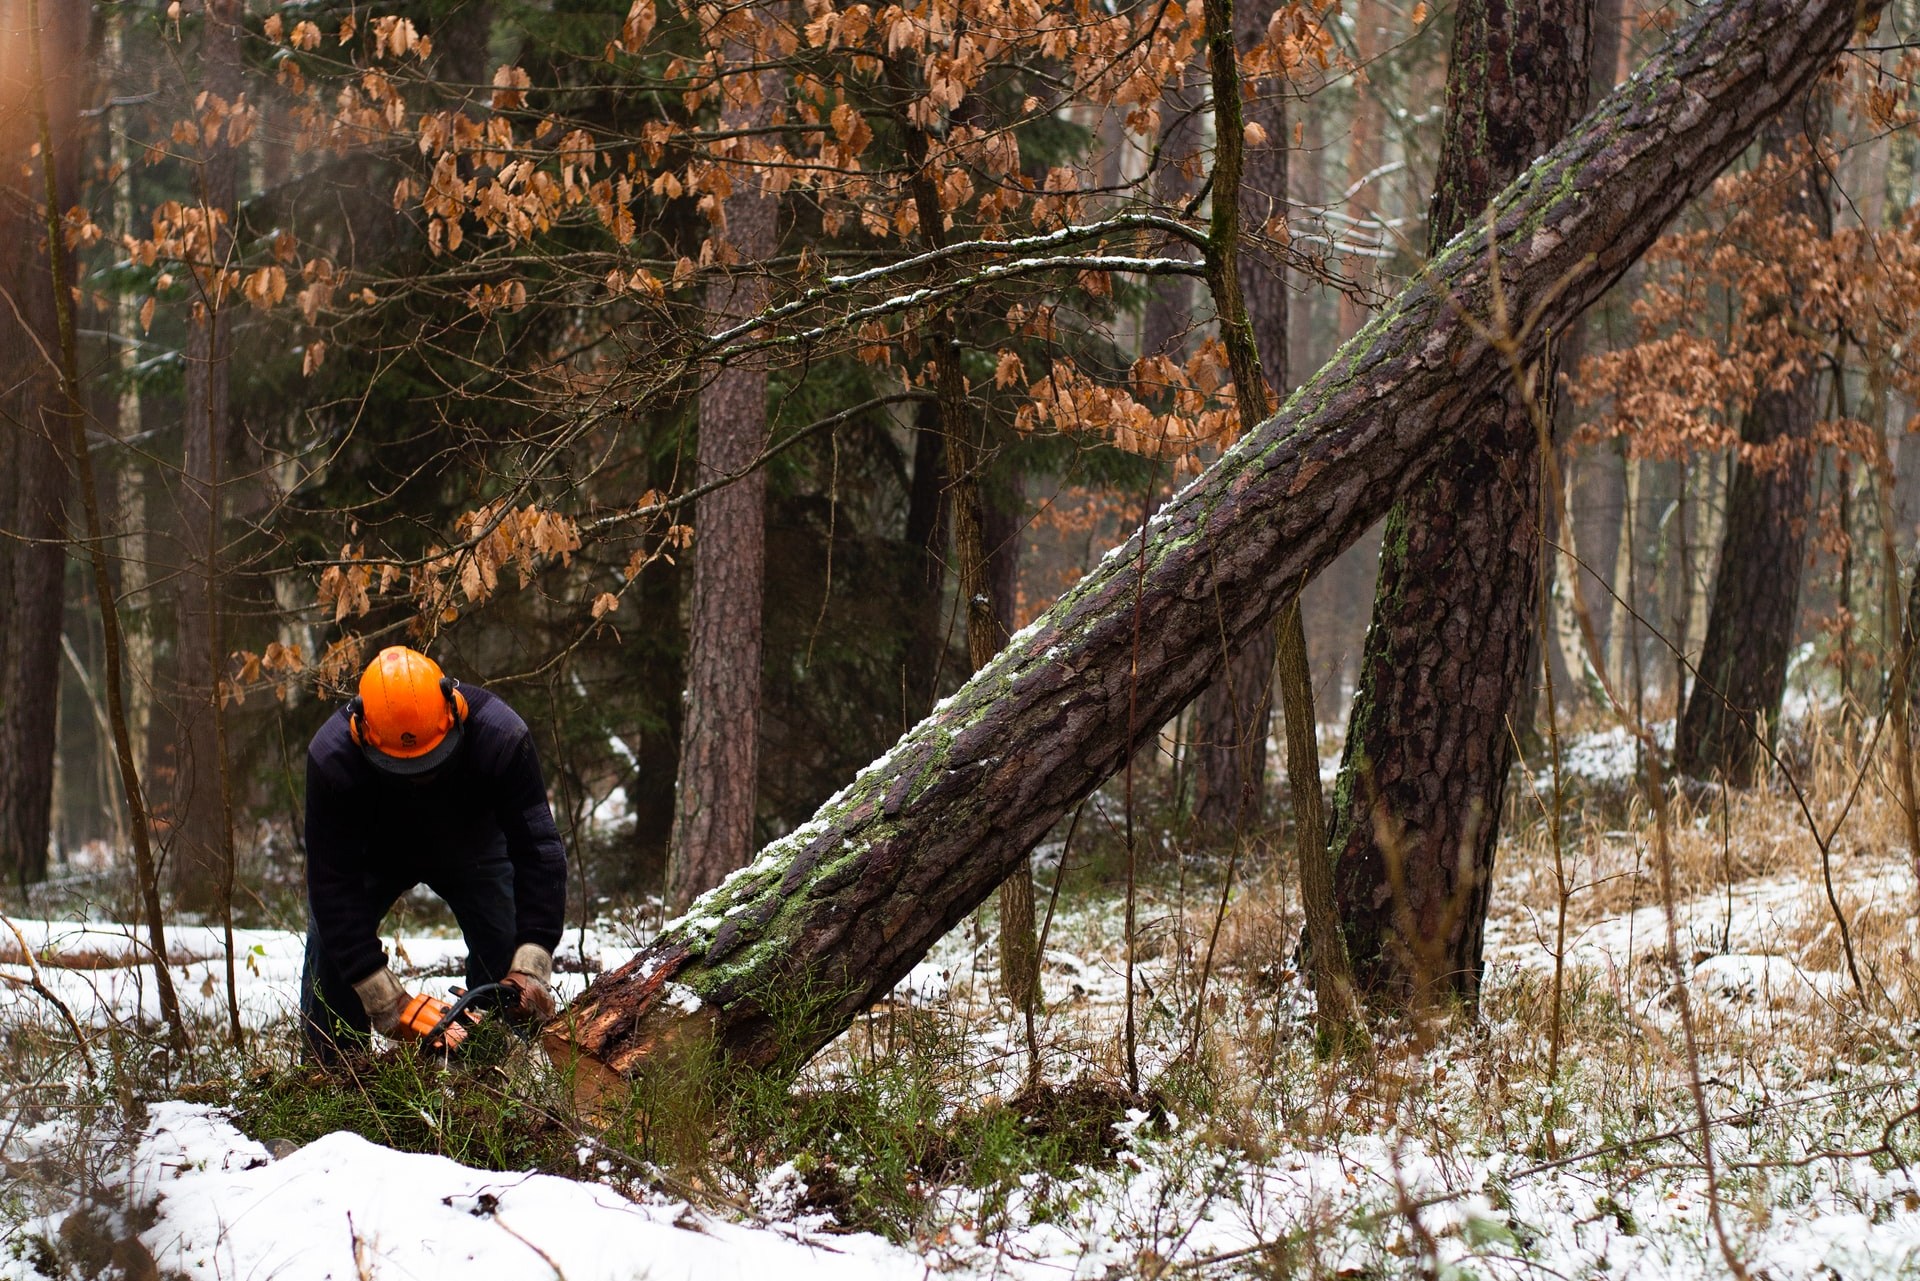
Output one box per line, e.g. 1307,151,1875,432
348,647,469,776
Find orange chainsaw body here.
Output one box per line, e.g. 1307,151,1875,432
397,991,470,1050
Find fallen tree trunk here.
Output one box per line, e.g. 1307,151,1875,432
553,0,1882,1081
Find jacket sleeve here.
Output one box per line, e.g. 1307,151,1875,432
304,753,388,986
493,732,569,954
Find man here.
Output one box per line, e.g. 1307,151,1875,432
301,645,568,1061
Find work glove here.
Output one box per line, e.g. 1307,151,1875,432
351,966,409,1037
499,943,557,1023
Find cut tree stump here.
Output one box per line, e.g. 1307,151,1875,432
548,0,1885,1082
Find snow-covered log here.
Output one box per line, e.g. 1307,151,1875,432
550,0,1885,1081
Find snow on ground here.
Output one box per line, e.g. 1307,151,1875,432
7,1082,1919,1280
0,918,622,1036
6,888,1918,1281
123,1101,920,1281
1542,720,1677,786
7,721,1920,1278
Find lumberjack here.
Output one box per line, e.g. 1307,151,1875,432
300,646,568,1061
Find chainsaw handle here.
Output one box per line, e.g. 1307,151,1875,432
422,981,512,1048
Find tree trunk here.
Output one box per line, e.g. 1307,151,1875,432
1675,97,1830,783
1550,454,1608,706
1521,0,1624,737
0,0,85,892
893,80,1041,1006
166,0,241,912
1191,10,1288,838
108,13,152,792
1197,0,1357,1030
1141,58,1203,359
981,469,1033,1005
902,398,949,719
666,62,778,910
551,0,1880,1080
1337,11,1384,349
1520,0,1628,737
1329,0,1592,1006
28,0,186,1048
1604,448,1643,689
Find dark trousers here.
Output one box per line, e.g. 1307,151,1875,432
300,842,516,1062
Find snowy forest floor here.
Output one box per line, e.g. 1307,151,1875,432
4,721,1920,1279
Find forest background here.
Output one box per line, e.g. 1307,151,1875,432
13,0,1920,936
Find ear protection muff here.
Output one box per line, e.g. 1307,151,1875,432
348,694,368,747
441,676,469,725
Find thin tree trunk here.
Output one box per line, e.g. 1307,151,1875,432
982,473,1034,1005
1195,0,1359,1034
1605,449,1642,688
888,75,1042,1009
1142,54,1204,360
1191,5,1288,838
1522,0,1626,742
169,0,241,911
902,399,949,718
1867,399,1920,885
1560,0,1630,690
1551,457,1606,705
551,0,1881,1079
1523,0,1625,732
1896,556,1920,891
1675,95,1829,783
1339,10,1383,347
0,0,82,891
1684,453,1727,678
1329,0,1592,1007
666,57,778,911
28,0,186,1050
107,14,152,788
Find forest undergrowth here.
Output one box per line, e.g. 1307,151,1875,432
4,712,1920,1278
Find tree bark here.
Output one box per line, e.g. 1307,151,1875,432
0,0,85,891
1338,12,1384,349
1675,98,1830,783
980,468,1034,1006
902,398,949,718
666,62,779,911
1558,0,1632,680
1329,0,1592,1006
166,0,241,911
1141,57,1204,360
107,12,152,795
1191,8,1288,838
552,0,1881,1080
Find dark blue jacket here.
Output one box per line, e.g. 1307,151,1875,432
304,685,568,985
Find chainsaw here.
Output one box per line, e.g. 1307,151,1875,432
395,981,523,1055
